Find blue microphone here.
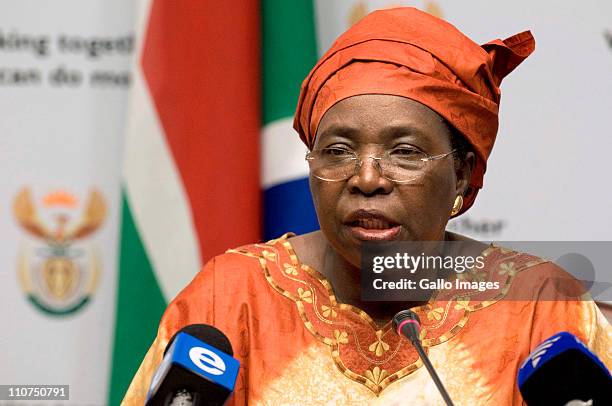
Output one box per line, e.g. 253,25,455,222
146,324,240,406
518,331,611,405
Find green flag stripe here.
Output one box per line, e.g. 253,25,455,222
262,0,318,125
109,190,166,405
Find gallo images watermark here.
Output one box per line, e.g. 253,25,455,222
360,241,612,302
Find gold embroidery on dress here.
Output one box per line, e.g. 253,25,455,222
365,366,389,385
321,305,337,319
498,261,516,276
334,330,349,344
454,297,470,311
426,307,445,321
283,263,298,276
297,287,313,303
368,330,391,356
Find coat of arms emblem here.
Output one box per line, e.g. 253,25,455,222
13,187,106,316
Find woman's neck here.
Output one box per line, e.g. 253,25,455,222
289,230,430,327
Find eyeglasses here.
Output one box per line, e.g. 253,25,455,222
305,147,456,183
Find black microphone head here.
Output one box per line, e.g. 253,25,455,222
164,324,233,356
518,332,612,405
393,310,421,342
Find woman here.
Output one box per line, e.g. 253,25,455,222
124,7,610,405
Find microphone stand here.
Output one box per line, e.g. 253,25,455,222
411,338,455,406
394,310,455,406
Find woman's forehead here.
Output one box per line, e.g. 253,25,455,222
315,94,449,144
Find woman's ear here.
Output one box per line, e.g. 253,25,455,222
455,151,475,197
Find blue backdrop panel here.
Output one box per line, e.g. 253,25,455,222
263,177,319,240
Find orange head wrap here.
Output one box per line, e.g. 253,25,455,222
294,7,535,216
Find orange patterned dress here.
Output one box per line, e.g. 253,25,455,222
123,233,611,405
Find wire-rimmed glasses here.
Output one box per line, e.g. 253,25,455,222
305,146,456,183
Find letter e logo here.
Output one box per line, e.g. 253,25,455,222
189,347,226,376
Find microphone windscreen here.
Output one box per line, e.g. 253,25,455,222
392,310,421,341
164,324,233,356
518,332,612,405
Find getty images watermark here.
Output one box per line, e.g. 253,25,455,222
360,241,612,302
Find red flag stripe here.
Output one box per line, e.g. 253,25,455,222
141,1,261,262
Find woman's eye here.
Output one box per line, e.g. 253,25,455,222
322,147,352,156
391,147,421,157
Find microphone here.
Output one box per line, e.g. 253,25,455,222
393,310,455,406
518,331,612,405
518,332,612,406
145,324,241,406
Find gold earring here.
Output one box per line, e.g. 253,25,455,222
451,195,464,216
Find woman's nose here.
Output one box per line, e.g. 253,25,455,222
347,157,394,195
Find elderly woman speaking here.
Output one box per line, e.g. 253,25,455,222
124,7,611,405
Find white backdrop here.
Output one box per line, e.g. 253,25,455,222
0,1,135,404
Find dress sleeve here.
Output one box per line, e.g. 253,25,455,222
526,263,612,370
501,261,612,405
121,257,231,405
587,302,612,370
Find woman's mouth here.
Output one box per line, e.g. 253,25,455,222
344,211,402,241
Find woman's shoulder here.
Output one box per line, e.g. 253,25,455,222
467,242,597,306
220,232,297,266
189,232,298,282
163,233,300,325
445,232,575,281
483,243,580,281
